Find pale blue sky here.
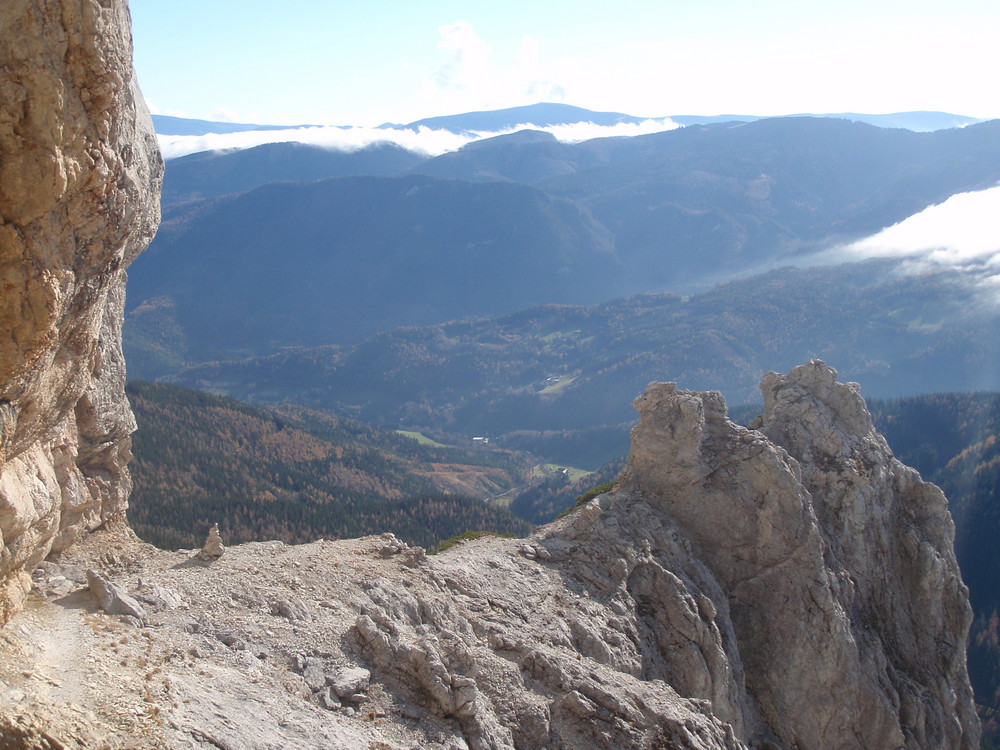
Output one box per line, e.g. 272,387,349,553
130,0,1000,126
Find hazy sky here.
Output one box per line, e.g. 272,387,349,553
130,0,1000,126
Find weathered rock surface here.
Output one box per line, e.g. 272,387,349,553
0,364,979,749
86,568,146,620
0,0,162,624
623,361,978,748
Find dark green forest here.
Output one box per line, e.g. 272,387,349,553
509,458,626,525
126,381,532,549
157,261,1000,446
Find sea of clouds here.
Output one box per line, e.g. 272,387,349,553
840,184,1000,293
155,119,681,161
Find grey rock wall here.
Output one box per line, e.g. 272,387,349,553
0,0,161,624
344,362,979,749
620,360,978,748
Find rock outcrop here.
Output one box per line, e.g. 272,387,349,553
0,0,162,624
2,364,977,749
621,362,978,748
336,361,977,749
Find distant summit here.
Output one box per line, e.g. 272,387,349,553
671,111,983,132
151,114,319,136
395,102,652,134
461,129,558,149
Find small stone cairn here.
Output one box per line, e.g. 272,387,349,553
198,523,225,561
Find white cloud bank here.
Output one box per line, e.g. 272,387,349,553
156,118,680,160
845,185,1000,265
837,184,1000,299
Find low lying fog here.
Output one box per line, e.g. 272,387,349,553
155,119,681,160
157,120,1000,296
842,184,1000,289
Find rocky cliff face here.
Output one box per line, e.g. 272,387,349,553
335,361,977,749
0,0,162,624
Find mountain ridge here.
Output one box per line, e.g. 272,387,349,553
128,172,622,363
153,104,984,143
132,118,1000,377
398,102,652,133
161,140,426,205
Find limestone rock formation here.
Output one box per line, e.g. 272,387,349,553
2,364,976,749
0,0,162,624
622,361,978,748
337,360,977,749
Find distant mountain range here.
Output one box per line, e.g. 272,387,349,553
392,102,650,133
152,102,984,140
668,111,983,131
414,117,1000,288
131,174,620,364
139,101,1000,735
152,114,318,136
161,141,425,205
132,102,1000,467
131,116,1000,376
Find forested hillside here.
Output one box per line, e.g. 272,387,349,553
420,118,1000,288
159,261,999,457
126,382,532,549
509,458,625,525
127,174,620,368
